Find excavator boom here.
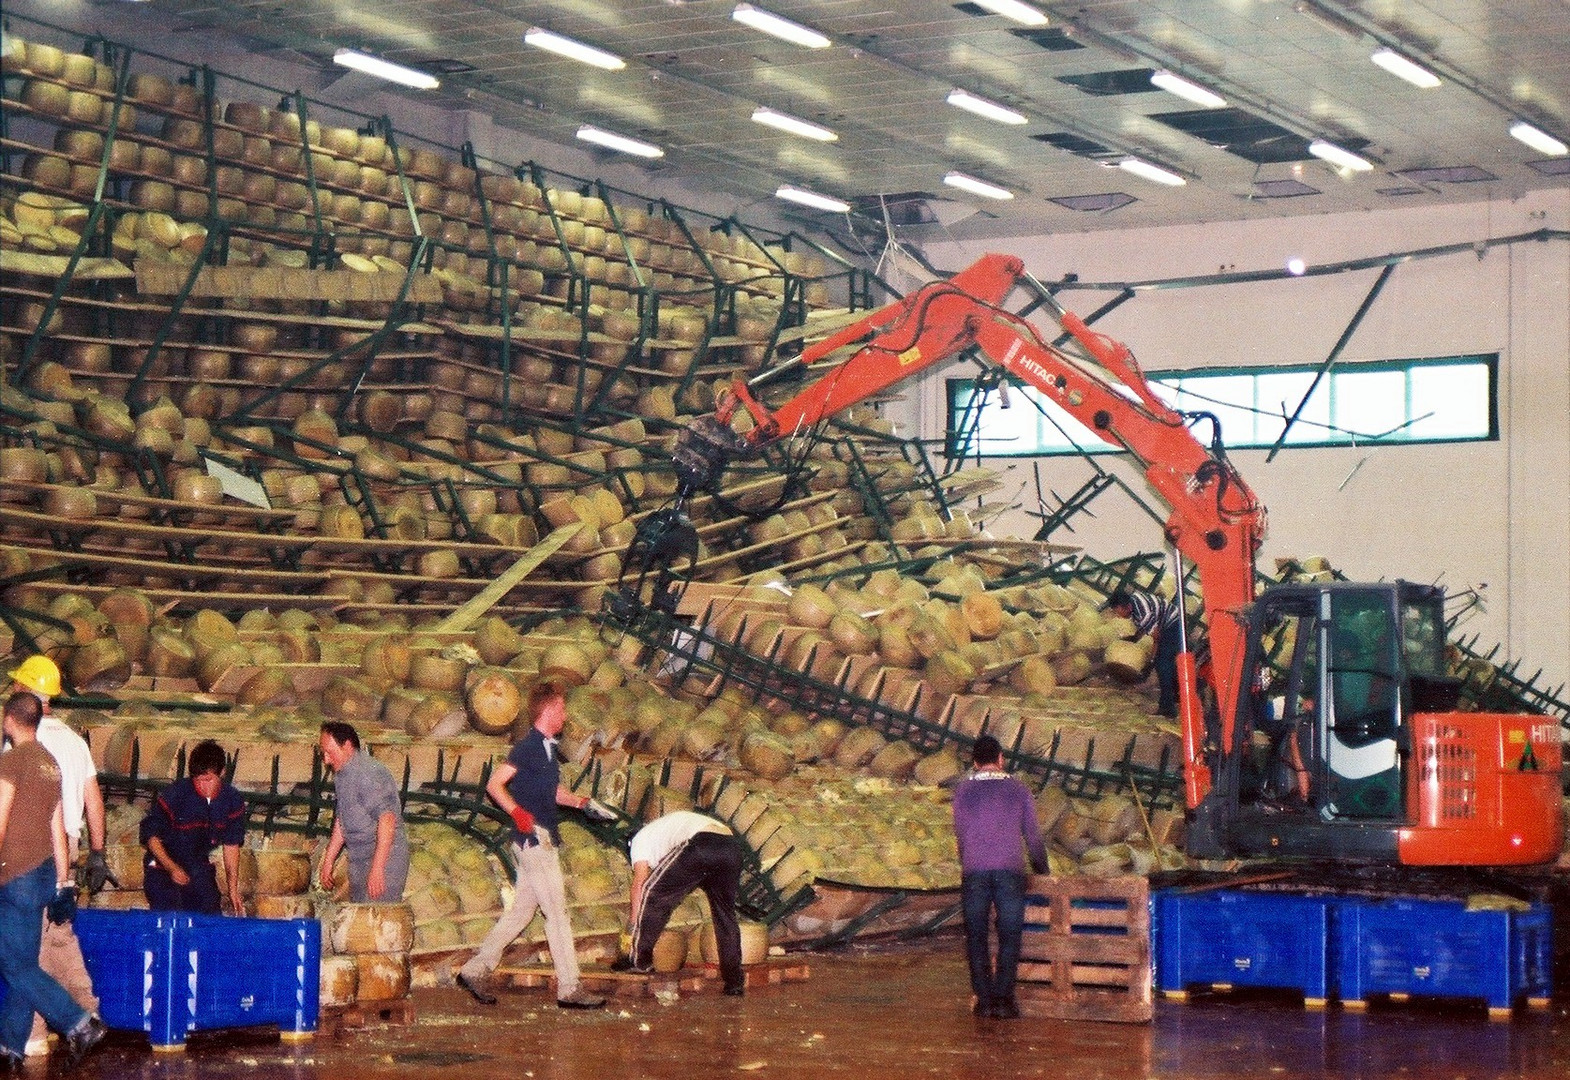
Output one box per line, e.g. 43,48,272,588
732,254,1264,807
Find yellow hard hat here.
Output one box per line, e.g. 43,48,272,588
9,655,61,699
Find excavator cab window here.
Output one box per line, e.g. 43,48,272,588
1239,592,1319,807
1321,588,1404,820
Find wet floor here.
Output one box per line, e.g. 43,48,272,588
44,936,1570,1080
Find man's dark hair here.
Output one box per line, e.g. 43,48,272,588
320,721,361,750
972,734,1003,768
3,690,43,730
188,739,227,777
1105,589,1133,612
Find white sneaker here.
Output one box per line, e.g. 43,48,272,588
24,1034,51,1057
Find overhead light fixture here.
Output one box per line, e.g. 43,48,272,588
775,185,850,213
332,49,439,90
946,88,1027,126
751,107,837,142
943,171,1014,200
524,27,626,70
1117,157,1186,186
576,125,664,158
970,0,1049,27
1150,70,1226,109
732,5,831,49
1308,138,1374,171
1369,47,1441,89
1508,120,1568,156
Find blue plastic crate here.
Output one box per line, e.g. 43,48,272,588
75,909,320,1048
1332,896,1553,1012
72,909,182,1043
1152,889,1333,1003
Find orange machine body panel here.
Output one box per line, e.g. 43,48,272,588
1397,711,1565,865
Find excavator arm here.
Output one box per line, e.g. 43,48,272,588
725,253,1266,808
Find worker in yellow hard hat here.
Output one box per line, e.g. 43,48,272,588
8,655,62,702
4,656,107,1058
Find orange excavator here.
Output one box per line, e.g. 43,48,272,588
618,253,1562,867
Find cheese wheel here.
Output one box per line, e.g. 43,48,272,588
318,955,358,1008
353,953,410,1002
328,902,415,955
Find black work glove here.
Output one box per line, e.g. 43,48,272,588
47,885,79,926
81,850,119,895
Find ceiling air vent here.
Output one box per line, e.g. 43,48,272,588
1397,166,1497,184
1252,179,1320,198
951,5,1085,50
1049,192,1137,213
1057,68,1159,96
1526,157,1570,176
1153,108,1319,164
1033,132,1122,162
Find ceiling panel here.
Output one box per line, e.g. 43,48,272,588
11,0,1568,239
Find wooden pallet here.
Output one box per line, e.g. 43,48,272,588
1015,874,1152,1024
494,965,707,997
695,957,811,989
319,997,416,1037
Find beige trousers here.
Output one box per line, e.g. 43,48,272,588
30,918,98,1045
459,841,581,997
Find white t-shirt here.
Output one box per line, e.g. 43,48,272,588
628,810,730,867
36,714,96,842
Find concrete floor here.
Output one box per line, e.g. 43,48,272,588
44,936,1570,1080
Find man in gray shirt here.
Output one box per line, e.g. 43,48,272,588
317,722,409,901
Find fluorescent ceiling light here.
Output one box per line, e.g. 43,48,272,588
732,5,830,49
1150,70,1226,109
751,107,837,142
332,49,439,90
946,88,1027,126
1308,138,1374,171
524,27,626,70
943,172,1014,200
1508,120,1568,156
1117,157,1186,186
1370,47,1441,89
576,125,664,158
775,185,850,213
970,0,1049,27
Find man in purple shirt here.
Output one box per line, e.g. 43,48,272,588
951,734,1048,1020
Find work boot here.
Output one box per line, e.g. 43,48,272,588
63,1015,107,1068
556,987,606,1010
455,972,498,1006
991,997,1021,1020
972,995,993,1017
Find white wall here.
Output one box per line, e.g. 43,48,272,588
907,191,1570,695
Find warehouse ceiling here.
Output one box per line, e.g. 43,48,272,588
63,1,1570,238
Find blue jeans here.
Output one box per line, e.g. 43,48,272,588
0,860,88,1055
961,869,1026,1007
1154,630,1181,718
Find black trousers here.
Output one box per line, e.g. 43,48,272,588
143,859,221,914
631,833,744,990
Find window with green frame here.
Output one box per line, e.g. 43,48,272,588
945,354,1497,458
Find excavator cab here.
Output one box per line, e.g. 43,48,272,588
1234,585,1407,818
1216,580,1561,864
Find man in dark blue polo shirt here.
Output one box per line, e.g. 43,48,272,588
140,739,246,914
456,684,609,1010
